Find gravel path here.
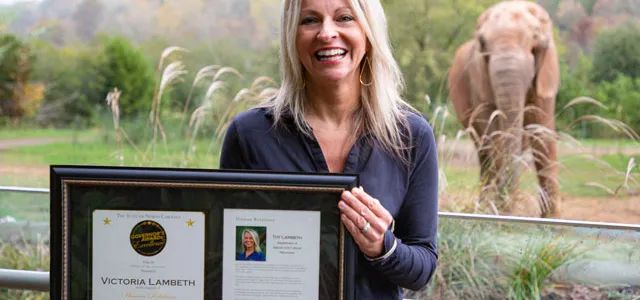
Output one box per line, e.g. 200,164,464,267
0,136,94,150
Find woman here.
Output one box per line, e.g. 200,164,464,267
237,229,266,261
220,0,438,298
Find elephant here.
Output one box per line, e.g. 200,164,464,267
446,0,561,217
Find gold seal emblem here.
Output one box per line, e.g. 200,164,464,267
130,220,167,256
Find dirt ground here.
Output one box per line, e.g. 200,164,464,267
0,137,77,150
542,283,640,300
438,139,640,224
0,164,49,178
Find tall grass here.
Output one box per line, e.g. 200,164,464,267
404,218,597,300
103,47,278,169
505,232,593,299
429,87,640,217
409,218,506,299
0,234,49,299
412,74,639,298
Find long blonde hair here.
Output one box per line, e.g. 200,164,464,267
262,0,417,164
242,229,262,253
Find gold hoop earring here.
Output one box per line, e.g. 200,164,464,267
360,56,373,86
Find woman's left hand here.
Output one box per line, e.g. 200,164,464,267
339,186,394,258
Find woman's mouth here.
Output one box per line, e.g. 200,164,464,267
315,49,347,62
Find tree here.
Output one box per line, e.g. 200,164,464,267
0,34,34,119
590,21,640,83
73,0,105,42
99,35,156,118
381,0,495,111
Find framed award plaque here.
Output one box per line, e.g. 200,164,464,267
49,165,358,300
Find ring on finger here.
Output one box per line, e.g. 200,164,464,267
360,221,371,233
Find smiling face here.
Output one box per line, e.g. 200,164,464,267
296,0,368,85
243,232,255,250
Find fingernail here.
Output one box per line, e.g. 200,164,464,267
338,201,345,208
341,214,347,220
352,187,359,195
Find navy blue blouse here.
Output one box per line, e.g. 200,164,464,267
237,250,266,261
219,107,439,299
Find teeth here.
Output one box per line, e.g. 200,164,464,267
316,49,346,57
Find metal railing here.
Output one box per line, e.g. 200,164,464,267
4,185,639,231
2,185,640,293
0,186,49,194
0,269,49,292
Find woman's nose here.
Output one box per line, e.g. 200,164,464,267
317,21,338,41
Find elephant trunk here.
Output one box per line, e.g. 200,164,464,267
487,52,534,204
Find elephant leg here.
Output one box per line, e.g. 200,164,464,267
492,101,527,212
524,98,560,217
469,103,501,213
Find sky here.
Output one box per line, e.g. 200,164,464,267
0,0,41,5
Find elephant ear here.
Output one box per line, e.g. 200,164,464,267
447,40,474,128
529,3,560,99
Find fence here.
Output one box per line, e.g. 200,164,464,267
2,185,640,294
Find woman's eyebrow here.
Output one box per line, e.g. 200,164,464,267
299,6,353,15
335,7,353,14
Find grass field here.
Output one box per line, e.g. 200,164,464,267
0,127,639,224
0,139,221,170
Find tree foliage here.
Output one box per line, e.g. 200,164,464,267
2,0,640,139
381,0,497,111
28,35,155,127
28,39,105,126
99,35,156,118
0,33,35,119
72,0,105,42
590,21,640,83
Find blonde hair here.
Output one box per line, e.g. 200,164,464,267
242,229,262,253
261,0,418,165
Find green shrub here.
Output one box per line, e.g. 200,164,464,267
28,35,157,127
591,21,640,84
590,74,640,138
28,40,105,127
555,49,640,139
98,35,156,118
0,33,35,121
555,52,598,138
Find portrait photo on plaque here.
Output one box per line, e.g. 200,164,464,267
235,226,267,262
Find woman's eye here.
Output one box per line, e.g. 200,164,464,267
338,15,354,22
300,17,317,24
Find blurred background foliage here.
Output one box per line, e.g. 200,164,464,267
1,0,640,139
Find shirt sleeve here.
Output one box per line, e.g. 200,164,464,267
219,118,250,170
365,119,439,291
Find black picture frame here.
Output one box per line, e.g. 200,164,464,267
50,165,358,300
